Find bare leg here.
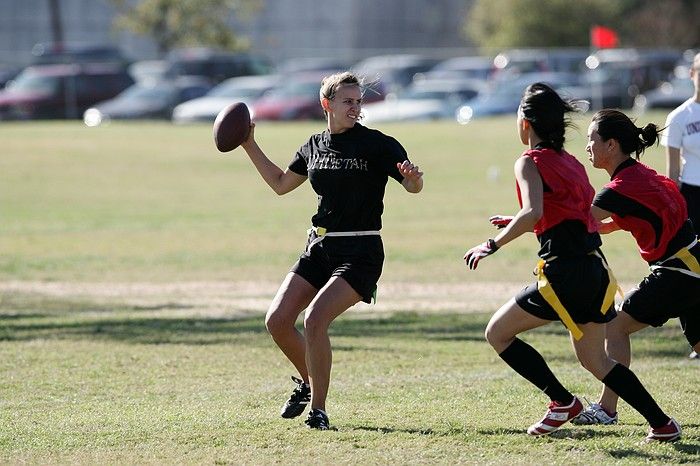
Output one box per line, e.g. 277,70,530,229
265,272,317,381
485,298,550,352
597,312,648,413
569,322,617,380
486,298,580,404
572,320,671,429
303,276,361,411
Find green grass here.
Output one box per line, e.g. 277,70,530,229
0,115,671,283
2,115,698,464
0,292,698,464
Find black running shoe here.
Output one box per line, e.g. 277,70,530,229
280,376,310,418
305,408,329,430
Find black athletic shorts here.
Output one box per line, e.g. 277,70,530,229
620,267,700,347
516,254,617,326
681,183,700,232
290,232,384,304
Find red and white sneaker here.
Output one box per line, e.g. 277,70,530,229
645,418,681,443
527,397,583,436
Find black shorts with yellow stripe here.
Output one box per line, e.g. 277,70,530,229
620,268,700,347
516,254,617,325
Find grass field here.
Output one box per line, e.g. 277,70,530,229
1,114,672,283
1,115,699,464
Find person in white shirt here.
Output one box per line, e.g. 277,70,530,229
661,51,700,360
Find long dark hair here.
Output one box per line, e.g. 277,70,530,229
591,109,661,159
519,82,578,152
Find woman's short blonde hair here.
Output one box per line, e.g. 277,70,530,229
319,71,361,102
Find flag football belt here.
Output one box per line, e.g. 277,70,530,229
535,250,623,341
307,226,381,249
649,238,700,279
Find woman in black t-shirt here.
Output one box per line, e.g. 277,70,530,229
240,71,423,430
572,109,699,429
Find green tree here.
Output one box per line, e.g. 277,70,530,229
465,0,700,51
466,0,620,51
618,0,700,47
111,0,262,56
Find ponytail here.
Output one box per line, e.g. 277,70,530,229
519,83,581,152
591,109,662,159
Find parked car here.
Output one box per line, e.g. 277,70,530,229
675,49,699,77
275,57,350,74
579,48,682,108
352,54,438,93
172,74,279,124
30,42,129,67
633,77,694,112
0,63,134,120
0,65,22,89
362,78,485,124
128,59,169,83
492,48,589,79
250,69,387,121
164,48,273,84
456,72,581,124
83,77,212,126
415,56,494,82
251,72,328,120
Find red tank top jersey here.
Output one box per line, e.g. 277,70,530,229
604,162,688,262
516,147,598,236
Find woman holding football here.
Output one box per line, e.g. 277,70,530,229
463,83,679,442
239,71,423,430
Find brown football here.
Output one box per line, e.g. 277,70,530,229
213,102,251,152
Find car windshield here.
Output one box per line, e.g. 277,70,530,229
209,82,268,98
581,68,618,85
120,85,175,101
484,80,531,100
399,88,453,100
268,81,318,98
486,75,578,99
399,87,477,100
8,73,60,93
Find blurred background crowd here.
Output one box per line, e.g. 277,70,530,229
0,0,698,126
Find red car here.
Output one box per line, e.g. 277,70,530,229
251,72,329,121
251,71,385,121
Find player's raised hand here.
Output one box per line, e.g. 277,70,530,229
398,160,423,180
398,160,423,193
464,239,499,270
489,215,514,229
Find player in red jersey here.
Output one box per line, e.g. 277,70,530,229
570,109,698,436
464,84,679,442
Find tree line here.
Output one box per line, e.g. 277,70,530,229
109,0,699,56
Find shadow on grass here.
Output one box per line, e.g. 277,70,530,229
0,294,692,358
348,424,477,437
475,427,607,438
608,441,700,459
1,292,491,345
671,442,700,455
0,310,489,346
0,315,266,345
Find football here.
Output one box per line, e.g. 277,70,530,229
213,102,251,152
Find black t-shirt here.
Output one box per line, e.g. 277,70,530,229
288,123,408,231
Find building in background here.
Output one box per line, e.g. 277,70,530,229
0,0,475,68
